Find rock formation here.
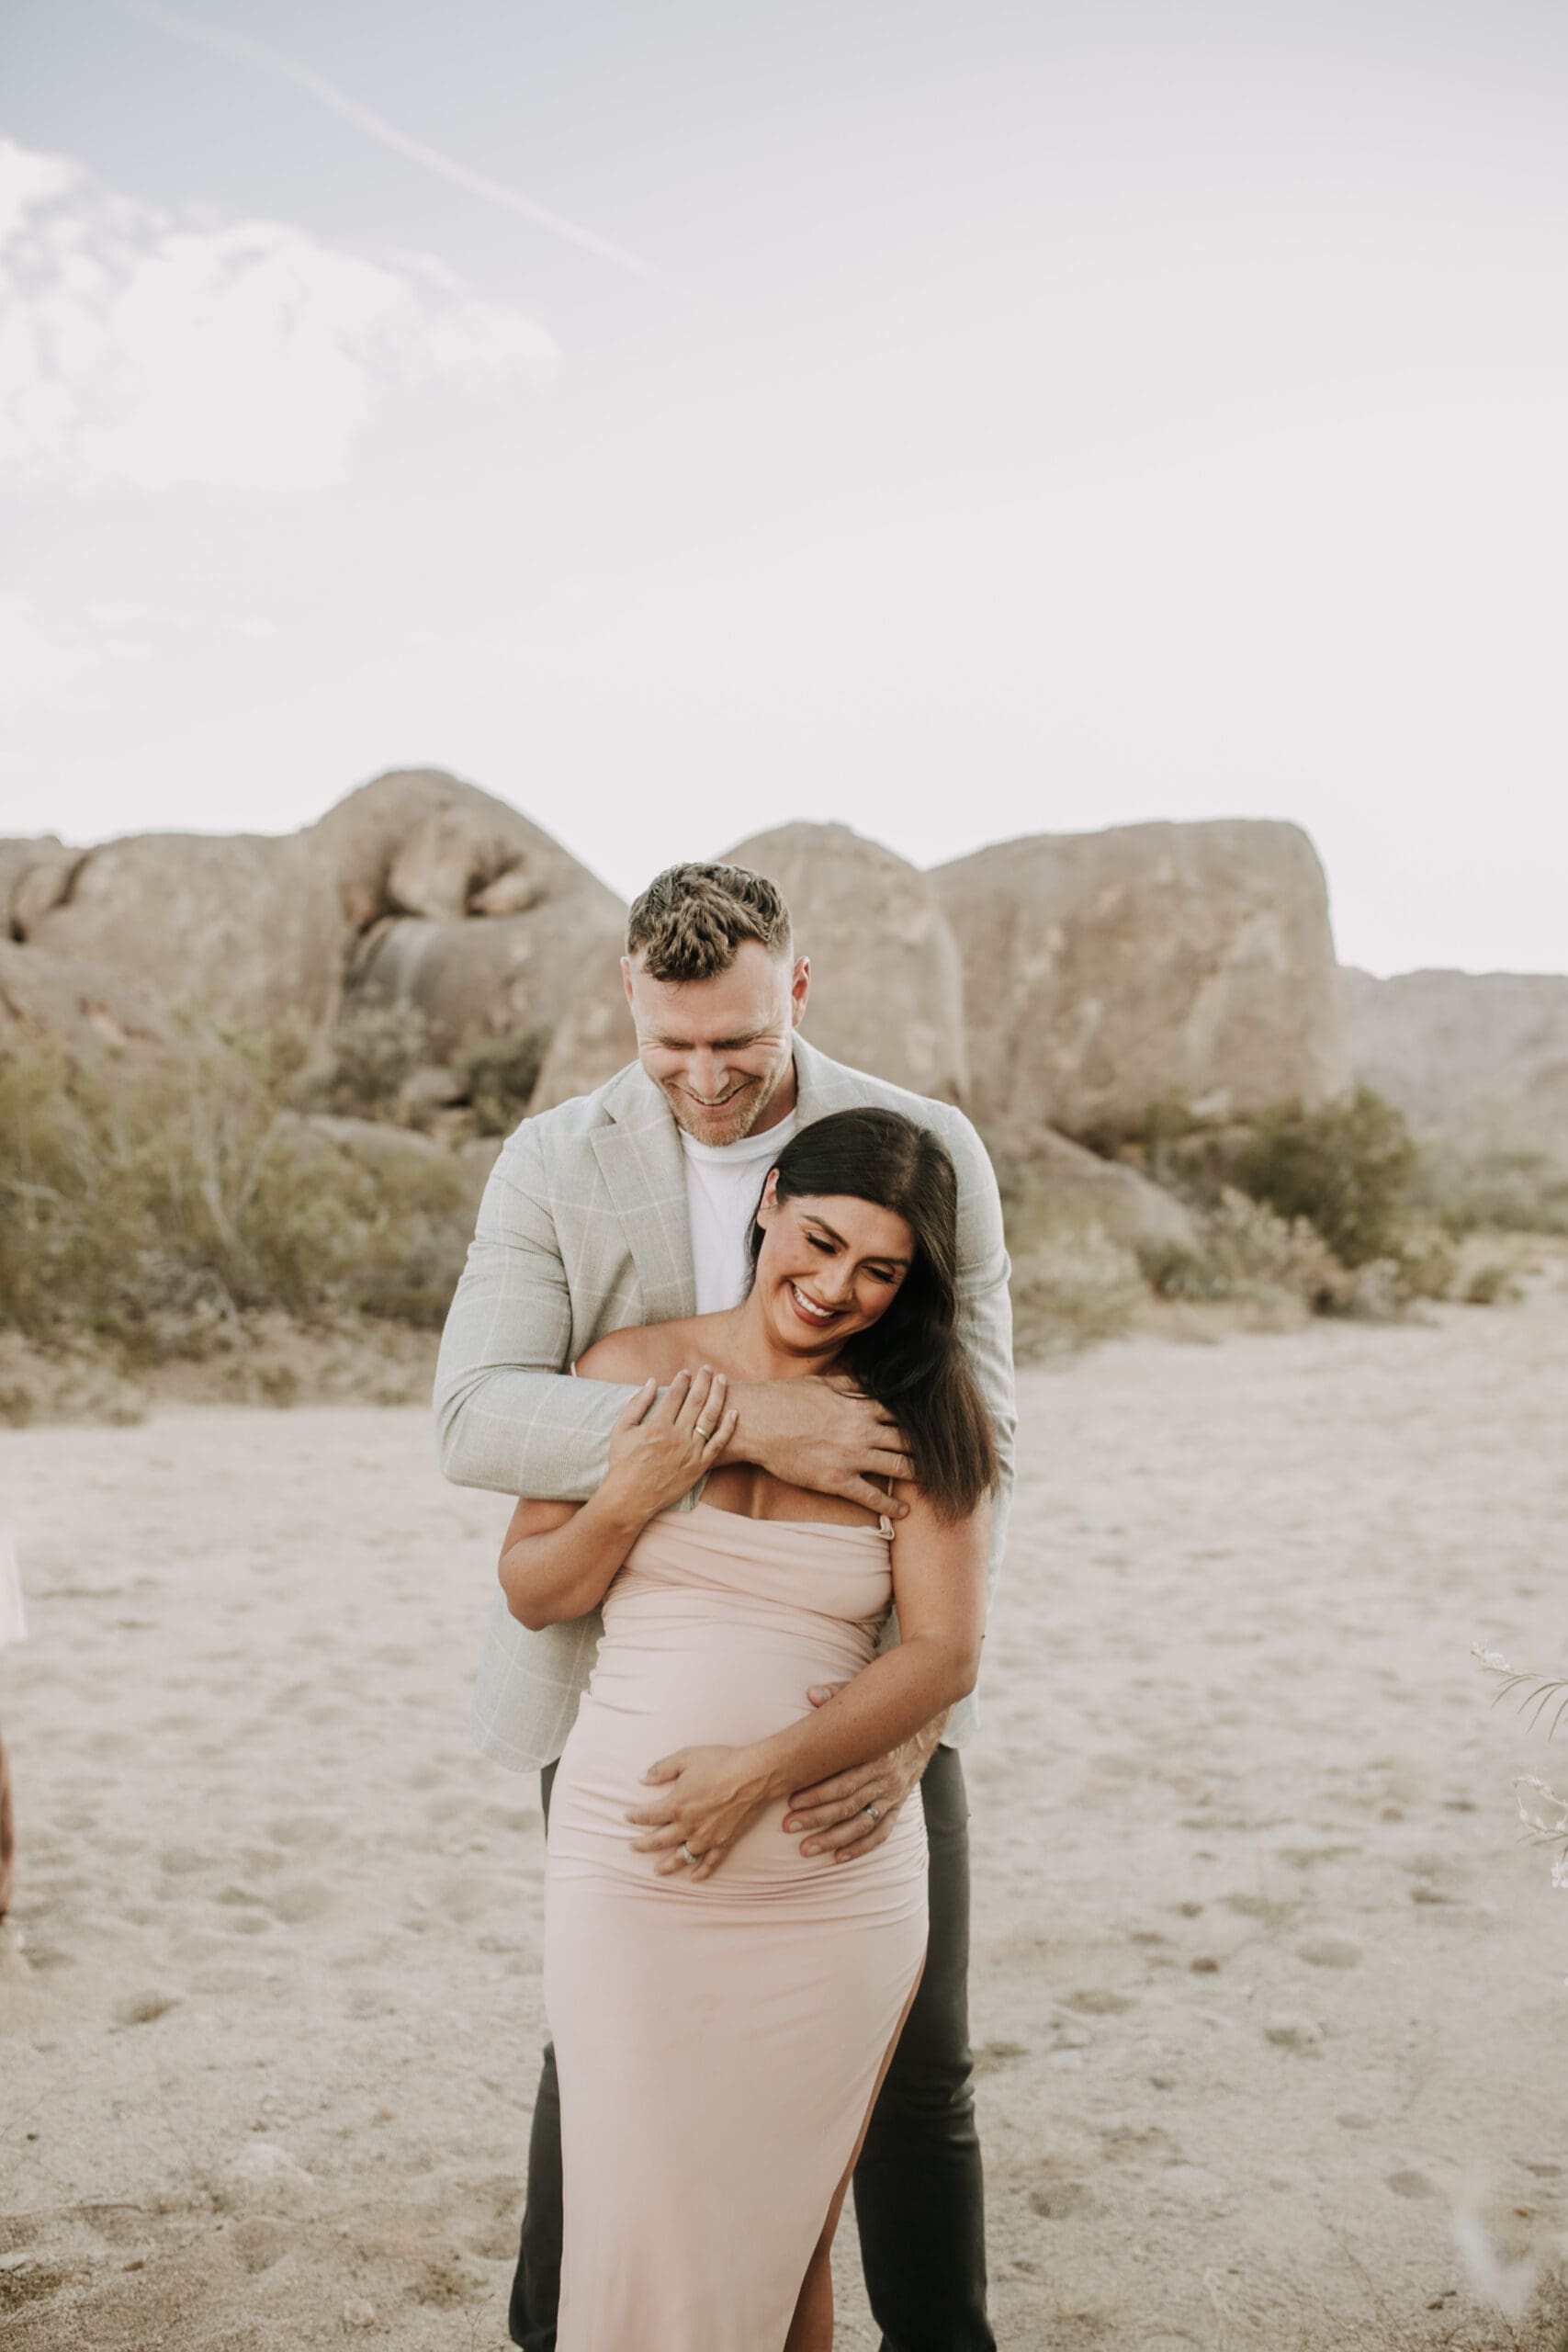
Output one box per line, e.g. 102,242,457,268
721,823,969,1105
320,771,626,1069
528,972,637,1112
22,831,346,1031
934,819,1348,1141
0,772,625,1073
530,821,971,1114
1343,967,1568,1147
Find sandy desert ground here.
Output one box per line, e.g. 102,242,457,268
3,1284,1568,2350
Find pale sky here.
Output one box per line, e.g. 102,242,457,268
3,0,1565,976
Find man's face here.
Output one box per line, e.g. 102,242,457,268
623,940,810,1146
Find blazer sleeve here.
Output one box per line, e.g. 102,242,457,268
433,1121,640,1499
941,1109,1018,1614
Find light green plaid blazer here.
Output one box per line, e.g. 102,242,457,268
434,1035,1016,1772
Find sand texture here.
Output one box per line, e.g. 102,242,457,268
3,1290,1567,2348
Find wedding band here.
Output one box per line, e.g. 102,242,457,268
864,1804,883,1826
694,1424,711,1440
679,1840,704,1864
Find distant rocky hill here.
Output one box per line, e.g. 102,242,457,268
1342,967,1568,1146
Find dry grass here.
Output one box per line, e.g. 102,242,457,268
0,1024,481,1366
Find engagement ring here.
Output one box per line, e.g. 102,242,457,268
680,1841,704,1865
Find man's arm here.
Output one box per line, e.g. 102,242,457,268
434,1124,643,1500
944,1107,1018,1602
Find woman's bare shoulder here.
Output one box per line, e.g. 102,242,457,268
574,1317,713,1384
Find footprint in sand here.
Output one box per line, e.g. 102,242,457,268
1297,1935,1363,1968
113,1989,181,2026
265,1815,342,1849
1029,2177,1098,2219
1063,1988,1136,2016
269,1882,337,1926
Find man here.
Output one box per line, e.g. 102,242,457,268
434,861,1015,2352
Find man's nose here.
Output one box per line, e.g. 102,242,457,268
687,1048,727,1100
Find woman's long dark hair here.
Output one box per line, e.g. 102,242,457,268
749,1107,998,1521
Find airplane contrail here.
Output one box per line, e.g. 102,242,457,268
113,0,695,300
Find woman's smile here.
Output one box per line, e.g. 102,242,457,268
784,1279,840,1329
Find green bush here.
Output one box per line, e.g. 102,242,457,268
467,1027,552,1136
0,1023,480,1360
311,1001,431,1121
1410,1133,1568,1238
1235,1087,1418,1269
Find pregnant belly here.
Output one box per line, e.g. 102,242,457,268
547,1625,924,1901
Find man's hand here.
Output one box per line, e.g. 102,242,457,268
782,1690,948,1862
726,1375,913,1517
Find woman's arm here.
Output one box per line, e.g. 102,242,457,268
498,1367,737,1630
628,1486,988,1875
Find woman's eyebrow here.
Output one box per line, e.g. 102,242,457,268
802,1214,910,1266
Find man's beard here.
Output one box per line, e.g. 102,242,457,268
660,1057,787,1147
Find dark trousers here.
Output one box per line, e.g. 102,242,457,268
509,1746,993,2352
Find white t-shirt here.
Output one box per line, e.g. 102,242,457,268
679,1111,798,1315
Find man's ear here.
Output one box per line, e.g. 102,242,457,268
788,955,810,1029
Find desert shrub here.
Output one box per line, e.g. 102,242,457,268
1234,1086,1418,1268
1010,1229,1146,1358
1411,1132,1568,1238
1464,1260,1520,1306
0,1024,481,1359
311,1001,431,1121
1213,1186,1350,1308
1391,1220,1459,1301
467,1026,552,1136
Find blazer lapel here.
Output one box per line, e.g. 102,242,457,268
591,1067,696,1320
792,1034,859,1123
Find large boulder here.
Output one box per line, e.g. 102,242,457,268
25,831,346,1031
2,835,78,940
528,964,637,1112
531,820,972,1114
322,771,626,1069
1003,1127,1200,1256
935,819,1348,1140
721,823,968,1104
346,889,626,1068
1342,967,1568,1148
0,938,173,1052
309,768,591,928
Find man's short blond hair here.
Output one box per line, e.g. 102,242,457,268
626,863,793,983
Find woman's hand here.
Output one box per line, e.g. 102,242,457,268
626,1744,775,1882
603,1367,738,1523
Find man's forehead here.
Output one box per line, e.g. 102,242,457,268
628,956,791,1042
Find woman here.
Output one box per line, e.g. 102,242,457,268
497,1108,996,2350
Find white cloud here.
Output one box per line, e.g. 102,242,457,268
0,137,559,493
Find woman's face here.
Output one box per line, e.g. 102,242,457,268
752,1183,916,1357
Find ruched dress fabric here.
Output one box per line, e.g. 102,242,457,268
543,1500,929,2351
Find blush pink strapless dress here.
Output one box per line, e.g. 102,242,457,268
543,1499,929,2350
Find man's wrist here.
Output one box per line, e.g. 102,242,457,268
720,1379,778,1467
